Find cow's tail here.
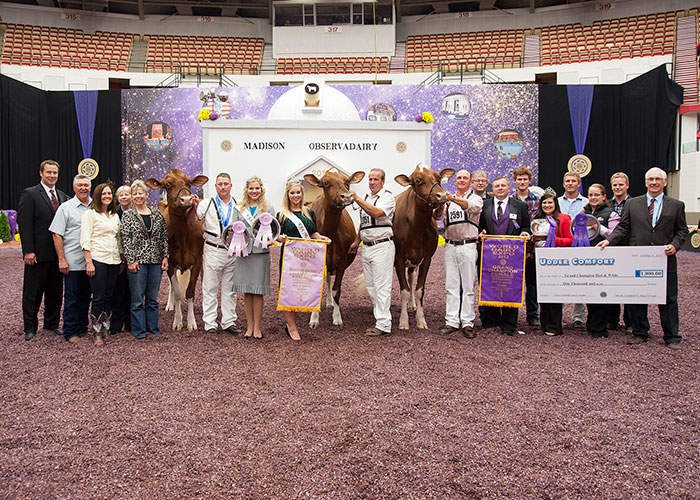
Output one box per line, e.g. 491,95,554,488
353,273,369,297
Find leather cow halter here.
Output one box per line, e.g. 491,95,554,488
412,180,442,209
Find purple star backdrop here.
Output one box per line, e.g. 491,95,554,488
122,84,538,196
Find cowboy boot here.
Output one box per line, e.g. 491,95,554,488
102,312,112,339
91,314,103,346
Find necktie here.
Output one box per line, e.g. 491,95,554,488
648,198,655,225
50,189,59,212
497,201,503,221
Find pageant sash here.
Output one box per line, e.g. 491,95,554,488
277,238,328,312
286,212,311,239
478,235,527,308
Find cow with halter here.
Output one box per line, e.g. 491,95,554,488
145,169,208,331
393,164,455,330
303,168,365,328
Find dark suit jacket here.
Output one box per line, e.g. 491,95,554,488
17,183,69,262
607,194,688,273
479,197,531,236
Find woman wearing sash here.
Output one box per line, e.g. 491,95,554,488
276,179,330,341
231,176,275,339
533,189,573,336
583,184,620,338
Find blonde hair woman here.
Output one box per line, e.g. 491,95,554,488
231,176,275,339
276,179,330,341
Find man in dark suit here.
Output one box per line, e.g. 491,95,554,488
478,176,531,336
17,160,69,340
598,167,688,350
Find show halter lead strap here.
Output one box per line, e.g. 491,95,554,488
572,213,590,247
286,212,310,239
544,216,557,248
50,189,59,212
227,221,249,257
253,212,274,248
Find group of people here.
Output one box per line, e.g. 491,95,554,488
430,166,687,350
17,160,688,349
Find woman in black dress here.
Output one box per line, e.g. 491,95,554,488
276,179,330,341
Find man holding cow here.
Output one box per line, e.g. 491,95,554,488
349,168,395,337
194,172,241,335
434,169,483,338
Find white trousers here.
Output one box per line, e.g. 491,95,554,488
202,244,237,330
361,240,394,332
444,242,478,328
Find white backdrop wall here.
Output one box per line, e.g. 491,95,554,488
272,24,395,58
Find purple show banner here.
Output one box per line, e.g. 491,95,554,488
478,236,527,308
277,238,328,312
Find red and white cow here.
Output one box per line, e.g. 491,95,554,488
304,169,365,327
146,169,208,331
393,164,455,330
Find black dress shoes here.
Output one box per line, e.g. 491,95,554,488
24,330,36,341
48,328,63,336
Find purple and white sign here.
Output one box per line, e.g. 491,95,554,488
277,238,328,312
479,236,527,308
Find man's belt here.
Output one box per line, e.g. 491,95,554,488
445,238,477,246
363,236,394,247
205,240,227,250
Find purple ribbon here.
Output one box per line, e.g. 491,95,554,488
227,221,249,257
73,91,99,159
254,212,274,249
572,213,590,247
544,216,557,248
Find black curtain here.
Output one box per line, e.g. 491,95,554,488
539,65,683,197
0,74,121,209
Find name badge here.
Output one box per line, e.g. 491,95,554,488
509,213,517,220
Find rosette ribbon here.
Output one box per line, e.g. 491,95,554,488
544,216,558,248
253,212,274,249
572,213,590,247
227,221,249,257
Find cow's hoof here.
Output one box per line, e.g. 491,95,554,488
407,306,416,313
187,325,197,332
172,323,183,331
399,324,409,330
332,321,343,327
417,323,428,329
165,305,175,312
309,323,319,329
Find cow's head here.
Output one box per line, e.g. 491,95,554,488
395,164,455,208
145,169,208,210
304,169,365,209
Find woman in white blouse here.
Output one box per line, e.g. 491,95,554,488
80,183,122,345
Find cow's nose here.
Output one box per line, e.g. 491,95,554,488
340,193,353,203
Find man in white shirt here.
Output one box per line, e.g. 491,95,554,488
609,172,632,333
50,174,92,343
557,172,588,329
434,169,483,337
195,173,240,334
350,168,395,336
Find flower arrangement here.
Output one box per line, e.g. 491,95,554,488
198,109,211,121
414,112,434,124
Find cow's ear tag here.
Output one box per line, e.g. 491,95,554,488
440,176,449,185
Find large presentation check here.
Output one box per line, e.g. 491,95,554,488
535,246,667,304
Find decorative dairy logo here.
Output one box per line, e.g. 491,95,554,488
289,245,322,263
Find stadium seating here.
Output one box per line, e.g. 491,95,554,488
0,23,132,71
539,11,677,65
276,56,389,74
144,34,264,75
404,30,526,73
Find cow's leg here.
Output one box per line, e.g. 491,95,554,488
395,258,410,330
165,271,176,311
330,266,347,326
414,259,432,329
184,260,202,332
325,274,334,308
407,266,417,312
170,273,184,330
